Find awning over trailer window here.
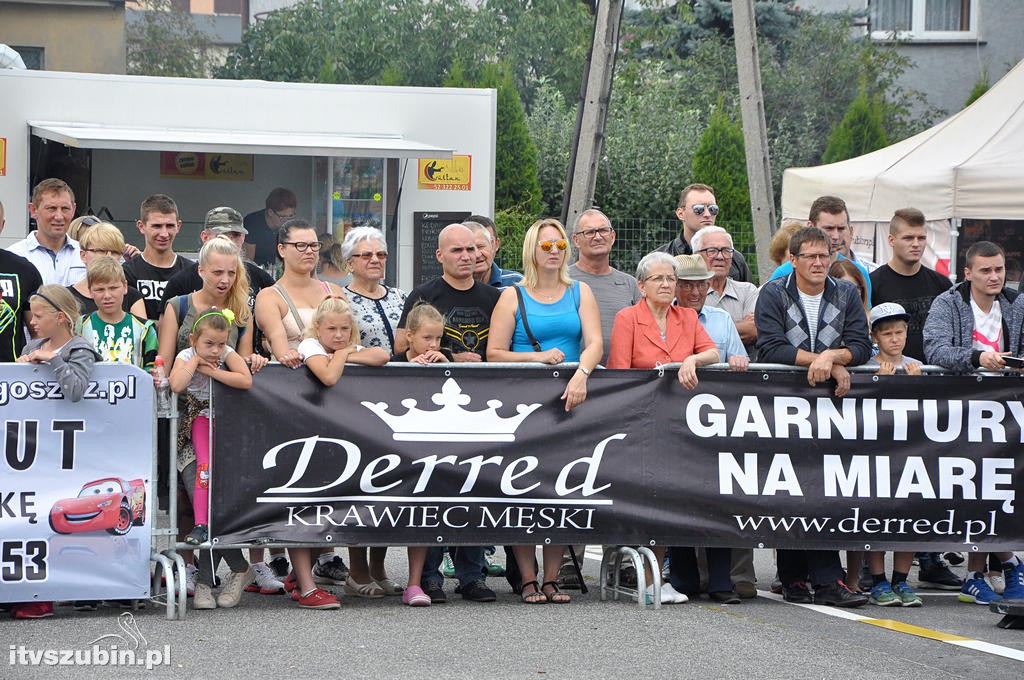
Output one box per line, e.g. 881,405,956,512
28,122,452,159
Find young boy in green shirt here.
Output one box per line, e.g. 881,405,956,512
80,256,158,369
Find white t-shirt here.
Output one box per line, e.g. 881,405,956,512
970,298,1003,353
175,346,234,416
799,290,823,349
298,337,365,362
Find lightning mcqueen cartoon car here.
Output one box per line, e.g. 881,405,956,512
49,478,146,536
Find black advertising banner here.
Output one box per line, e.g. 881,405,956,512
211,366,1023,551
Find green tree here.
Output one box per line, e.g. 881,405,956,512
821,85,889,164
483,64,543,215
525,81,575,216
964,73,990,108
689,105,753,261
127,0,212,77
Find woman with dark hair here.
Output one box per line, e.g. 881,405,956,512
830,259,870,317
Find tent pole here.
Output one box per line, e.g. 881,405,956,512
949,218,960,281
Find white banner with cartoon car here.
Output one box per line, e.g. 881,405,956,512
0,364,152,602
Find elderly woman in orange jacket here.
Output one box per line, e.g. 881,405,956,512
607,251,719,604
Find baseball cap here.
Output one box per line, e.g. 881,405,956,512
673,254,714,281
869,302,910,329
204,207,247,235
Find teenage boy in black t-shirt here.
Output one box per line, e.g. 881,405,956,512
123,194,192,320
869,208,952,362
1,199,44,362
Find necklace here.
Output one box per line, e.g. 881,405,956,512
531,286,562,302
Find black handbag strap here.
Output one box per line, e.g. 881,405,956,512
514,286,542,352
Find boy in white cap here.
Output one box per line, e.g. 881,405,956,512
866,302,922,375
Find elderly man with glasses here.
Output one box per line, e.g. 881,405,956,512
691,226,759,356
655,183,753,284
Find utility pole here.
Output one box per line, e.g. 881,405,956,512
732,0,776,283
560,0,624,231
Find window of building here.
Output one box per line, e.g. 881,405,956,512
214,0,242,13
871,0,978,40
12,46,44,70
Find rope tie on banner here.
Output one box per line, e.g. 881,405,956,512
655,362,665,378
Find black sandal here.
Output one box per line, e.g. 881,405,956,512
520,580,547,604
542,580,571,604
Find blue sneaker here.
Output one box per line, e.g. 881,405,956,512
892,581,923,607
869,581,900,606
1003,561,1024,599
959,575,1003,604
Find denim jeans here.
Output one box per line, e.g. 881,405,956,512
423,547,486,587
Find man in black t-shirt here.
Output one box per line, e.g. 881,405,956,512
123,194,192,320
397,224,501,361
244,188,297,269
162,207,275,354
870,208,952,362
395,224,500,604
1,199,44,361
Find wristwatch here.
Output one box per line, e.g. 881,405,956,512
578,366,591,376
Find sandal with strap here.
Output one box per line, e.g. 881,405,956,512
520,580,547,604
542,580,571,604
344,576,385,599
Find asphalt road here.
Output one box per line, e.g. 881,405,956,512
4,548,1022,679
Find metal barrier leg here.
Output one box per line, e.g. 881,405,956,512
150,551,177,620
163,549,188,620
600,546,618,601
637,547,661,610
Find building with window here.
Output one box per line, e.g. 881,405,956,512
801,0,1023,116
0,0,126,73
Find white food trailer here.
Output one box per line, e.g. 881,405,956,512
0,69,496,290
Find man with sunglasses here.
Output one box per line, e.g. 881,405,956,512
244,187,297,269
655,183,753,284
755,226,871,608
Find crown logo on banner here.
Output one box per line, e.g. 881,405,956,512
360,378,541,442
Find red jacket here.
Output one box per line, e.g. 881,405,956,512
607,300,717,369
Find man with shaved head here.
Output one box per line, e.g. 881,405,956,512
395,223,502,604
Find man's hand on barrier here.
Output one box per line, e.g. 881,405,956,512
830,364,851,397
979,351,1009,371
807,350,836,386
728,355,749,372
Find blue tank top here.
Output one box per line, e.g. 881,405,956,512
511,281,583,362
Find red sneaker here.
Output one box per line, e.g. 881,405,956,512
12,602,54,619
297,588,340,610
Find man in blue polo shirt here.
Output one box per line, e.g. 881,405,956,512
9,178,86,286
467,215,523,290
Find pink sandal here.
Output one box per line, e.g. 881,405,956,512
402,585,431,607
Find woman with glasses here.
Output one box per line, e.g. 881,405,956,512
606,251,720,604
255,219,347,368
342,227,407,355
67,222,147,317
487,218,602,604
334,226,408,598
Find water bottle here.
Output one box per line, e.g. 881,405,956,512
153,356,172,417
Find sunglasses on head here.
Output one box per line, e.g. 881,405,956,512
538,239,568,252
691,204,720,216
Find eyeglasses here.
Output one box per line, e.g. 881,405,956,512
282,241,322,252
351,251,388,261
677,280,710,291
271,209,296,221
83,248,123,257
697,246,734,257
691,204,720,216
538,240,568,252
574,227,612,239
644,275,678,285
795,253,830,263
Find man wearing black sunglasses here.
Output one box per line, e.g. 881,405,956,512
655,183,753,284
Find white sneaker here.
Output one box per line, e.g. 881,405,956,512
216,568,252,608
661,582,690,604
193,583,216,610
185,563,198,597
246,563,285,594
989,573,1006,594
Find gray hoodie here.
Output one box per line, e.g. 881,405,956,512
21,336,101,402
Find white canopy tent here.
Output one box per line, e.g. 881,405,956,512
781,58,1024,277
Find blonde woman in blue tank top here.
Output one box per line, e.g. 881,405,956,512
488,218,602,604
